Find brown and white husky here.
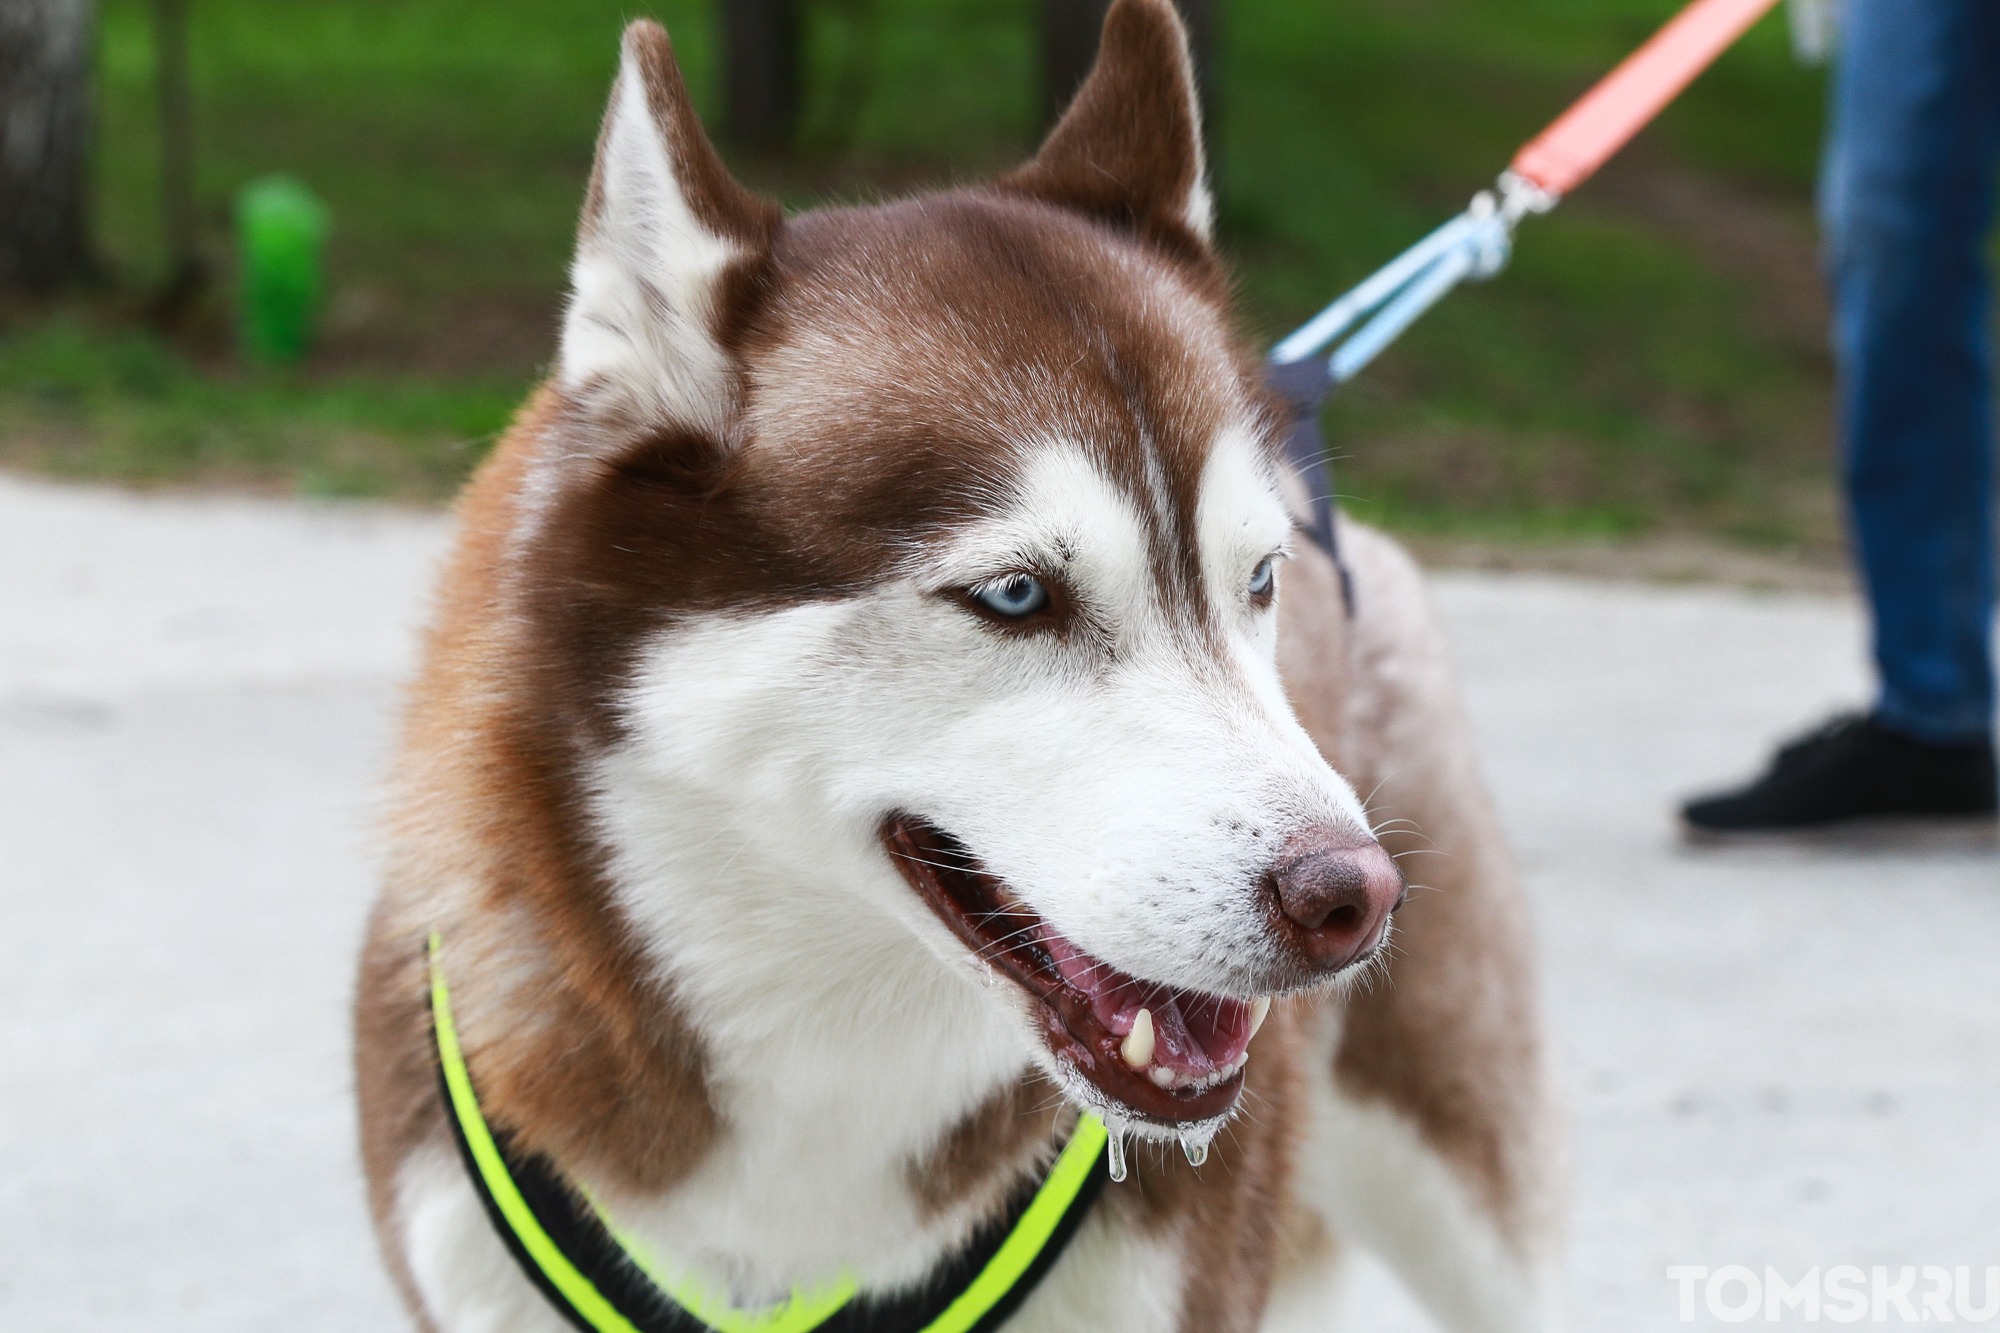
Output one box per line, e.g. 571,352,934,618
353,4,1562,1329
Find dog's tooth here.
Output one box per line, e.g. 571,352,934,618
1149,1066,1176,1089
1249,996,1272,1040
1120,1007,1156,1070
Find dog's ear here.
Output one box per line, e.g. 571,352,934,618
1001,0,1212,250
559,20,780,430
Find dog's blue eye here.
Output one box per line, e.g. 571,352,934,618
974,574,1050,618
1248,556,1277,599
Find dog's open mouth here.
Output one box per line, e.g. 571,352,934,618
883,815,1264,1126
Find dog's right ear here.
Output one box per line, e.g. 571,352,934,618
1000,0,1213,256
559,21,780,432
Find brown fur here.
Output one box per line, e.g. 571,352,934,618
905,1077,1065,1221
355,1,1555,1327
1279,522,1558,1247
356,393,724,1213
1001,0,1217,270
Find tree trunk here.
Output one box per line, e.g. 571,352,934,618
718,0,801,152
151,0,206,320
0,0,98,294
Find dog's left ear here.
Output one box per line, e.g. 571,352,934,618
1000,0,1212,251
559,20,781,430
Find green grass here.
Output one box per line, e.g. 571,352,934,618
0,321,518,497
1,0,1838,549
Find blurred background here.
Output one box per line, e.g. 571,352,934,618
2,0,1834,569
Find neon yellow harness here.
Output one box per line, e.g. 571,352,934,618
428,933,1109,1333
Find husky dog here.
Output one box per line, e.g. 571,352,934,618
354,4,1561,1330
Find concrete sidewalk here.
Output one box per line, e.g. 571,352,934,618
1,475,1993,1332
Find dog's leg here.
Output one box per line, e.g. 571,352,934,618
394,1142,578,1333
1271,521,1564,1332
1276,1006,1559,1333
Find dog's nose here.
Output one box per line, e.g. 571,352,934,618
1268,833,1405,968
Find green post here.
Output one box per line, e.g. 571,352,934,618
236,176,329,365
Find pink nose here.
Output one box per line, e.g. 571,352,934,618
1268,833,1405,968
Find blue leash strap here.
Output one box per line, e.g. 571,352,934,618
1273,175,1551,390
1265,174,1555,615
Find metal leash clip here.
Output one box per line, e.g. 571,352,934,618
1268,171,1554,389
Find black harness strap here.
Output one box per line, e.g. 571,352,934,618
1266,354,1356,617
439,1097,1107,1333
430,949,1107,1333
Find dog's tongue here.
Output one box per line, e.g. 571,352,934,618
1041,929,1253,1076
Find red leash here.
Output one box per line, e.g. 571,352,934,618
1272,0,1788,377
1512,0,1785,198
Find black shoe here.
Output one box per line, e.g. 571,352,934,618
1681,711,1997,834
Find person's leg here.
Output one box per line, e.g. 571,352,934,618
1680,0,1999,833
1822,0,2000,746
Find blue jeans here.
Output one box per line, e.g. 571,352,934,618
1821,0,2000,745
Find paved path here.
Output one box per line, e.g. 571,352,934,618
1,475,1993,1331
